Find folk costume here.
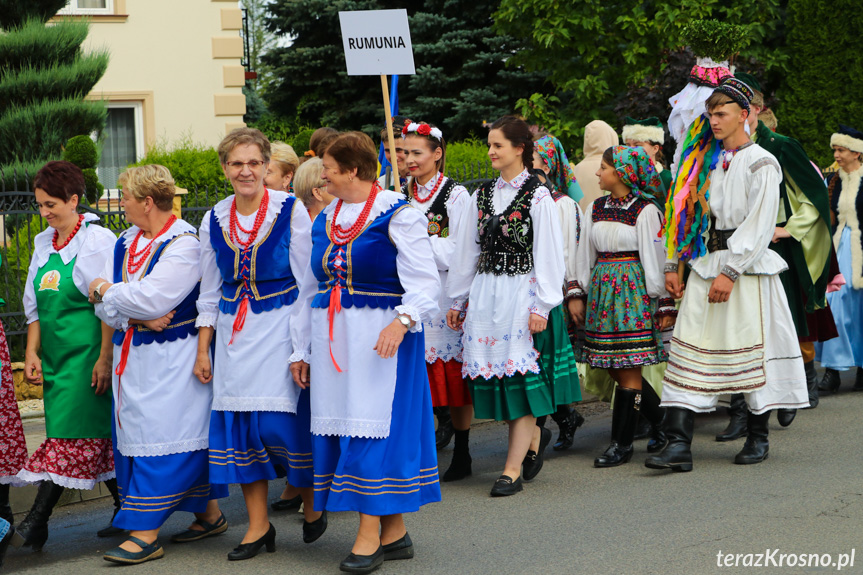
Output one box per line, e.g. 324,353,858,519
291,187,442,516
575,146,673,466
16,214,116,549
649,78,808,471
198,190,316,491
534,134,583,203
96,218,228,531
447,170,580,423
816,125,863,387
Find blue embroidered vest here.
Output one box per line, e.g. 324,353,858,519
209,196,299,315
111,232,200,346
310,202,407,310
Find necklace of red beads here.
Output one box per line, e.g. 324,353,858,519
412,172,443,204
127,215,178,274
52,214,85,251
230,189,270,250
331,181,380,245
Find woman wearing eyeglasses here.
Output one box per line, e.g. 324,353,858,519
195,128,323,561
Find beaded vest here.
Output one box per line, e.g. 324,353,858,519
111,232,199,346
404,177,458,238
591,194,650,227
475,174,543,276
209,196,299,315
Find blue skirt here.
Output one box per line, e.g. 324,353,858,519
113,449,229,531
313,331,441,516
208,388,313,487
816,228,863,370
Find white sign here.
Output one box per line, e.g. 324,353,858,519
338,9,415,76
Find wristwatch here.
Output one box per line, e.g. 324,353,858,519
92,282,107,303
396,314,411,329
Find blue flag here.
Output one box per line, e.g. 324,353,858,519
378,75,400,176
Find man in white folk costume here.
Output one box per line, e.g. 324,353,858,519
646,77,808,472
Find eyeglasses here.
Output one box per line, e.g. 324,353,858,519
225,160,267,171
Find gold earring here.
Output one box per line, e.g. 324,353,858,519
349,175,354,182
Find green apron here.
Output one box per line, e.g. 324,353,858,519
34,252,112,438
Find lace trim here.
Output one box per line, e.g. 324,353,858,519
311,417,391,439
323,189,403,227
212,396,298,413
395,304,423,333
528,305,550,320
288,349,311,364
0,475,29,487
195,312,218,328
462,350,541,380
16,469,115,490
120,218,197,247
450,299,466,312
211,189,289,232
117,437,209,457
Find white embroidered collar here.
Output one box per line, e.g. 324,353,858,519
324,189,404,227
212,188,290,229
496,169,530,191
32,212,101,267
121,217,196,247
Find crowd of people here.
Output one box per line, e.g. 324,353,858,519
0,70,860,574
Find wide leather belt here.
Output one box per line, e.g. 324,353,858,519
707,226,736,252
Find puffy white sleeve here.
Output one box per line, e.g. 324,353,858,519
445,190,480,311
428,185,470,272
101,235,202,323
529,188,565,318
288,201,315,363
574,201,596,297
636,204,673,307
196,211,221,328
391,206,441,331
93,254,127,330
723,162,782,279
71,225,116,299
23,249,41,324
556,195,586,298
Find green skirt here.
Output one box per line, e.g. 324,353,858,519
470,306,581,421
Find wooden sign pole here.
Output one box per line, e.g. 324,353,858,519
380,74,400,185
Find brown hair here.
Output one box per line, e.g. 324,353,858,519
705,91,745,114
324,131,378,182
118,165,176,211
490,116,534,170
293,157,326,209
218,127,271,164
309,127,339,157
601,147,615,167
33,161,85,203
403,122,446,173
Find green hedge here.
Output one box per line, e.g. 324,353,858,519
131,136,229,195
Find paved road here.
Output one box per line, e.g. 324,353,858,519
6,373,863,575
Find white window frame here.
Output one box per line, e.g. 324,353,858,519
57,0,114,16
97,101,145,191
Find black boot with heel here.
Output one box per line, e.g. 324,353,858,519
97,478,127,538
644,407,695,472
16,481,65,551
715,393,748,441
594,388,639,468
639,381,667,453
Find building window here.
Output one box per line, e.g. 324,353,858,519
98,102,144,190
57,0,113,15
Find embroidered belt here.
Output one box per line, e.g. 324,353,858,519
707,227,736,252
596,251,639,263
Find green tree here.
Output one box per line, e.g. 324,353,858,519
263,0,546,139
778,0,863,168
0,2,108,183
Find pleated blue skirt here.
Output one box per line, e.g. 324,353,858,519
816,228,863,370
313,331,442,516
208,388,313,487
113,448,229,531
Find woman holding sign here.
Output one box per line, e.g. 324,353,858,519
291,131,441,574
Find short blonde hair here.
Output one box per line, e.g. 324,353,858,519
218,127,271,164
759,109,778,131
270,141,299,177
293,157,326,209
118,165,175,211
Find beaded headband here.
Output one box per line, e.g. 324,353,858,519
402,122,443,141
711,77,754,112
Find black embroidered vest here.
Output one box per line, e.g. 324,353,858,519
591,194,650,226
476,175,543,276
424,178,457,238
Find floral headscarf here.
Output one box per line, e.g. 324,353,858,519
611,145,664,204
534,135,583,202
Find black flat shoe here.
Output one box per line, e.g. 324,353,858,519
522,426,552,482
227,523,275,561
270,494,303,512
490,475,523,497
442,452,472,482
382,532,414,561
170,512,228,543
818,368,841,394
340,545,384,574
302,511,327,543
776,409,796,428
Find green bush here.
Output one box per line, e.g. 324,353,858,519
444,139,493,182
290,128,316,156
80,168,102,205
249,113,298,143
132,136,229,194
682,20,750,62
62,134,98,168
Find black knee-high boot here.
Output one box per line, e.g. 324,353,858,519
434,407,454,450
0,484,12,525
644,407,694,472
715,393,748,441
97,478,126,537
16,481,65,551
734,411,770,464
442,428,472,482
594,388,639,468
549,405,585,451
639,383,667,453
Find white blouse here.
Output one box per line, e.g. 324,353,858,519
554,193,585,296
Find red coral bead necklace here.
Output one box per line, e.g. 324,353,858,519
412,172,443,204
331,181,380,245
52,214,84,251
127,215,178,274
230,188,270,249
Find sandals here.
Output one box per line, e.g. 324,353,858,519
103,536,165,564
169,513,228,543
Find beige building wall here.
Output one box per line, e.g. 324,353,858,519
77,0,246,150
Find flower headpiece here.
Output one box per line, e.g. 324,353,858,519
402,122,443,141
610,145,664,203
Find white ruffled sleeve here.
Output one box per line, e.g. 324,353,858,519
71,225,116,299
637,204,672,301
529,188,565,318
101,235,201,323
556,195,586,298
196,211,221,328
391,206,441,331
428,185,470,271
288,201,315,363
445,191,480,311
575,201,596,298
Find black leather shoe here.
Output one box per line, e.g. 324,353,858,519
339,545,384,574
551,406,585,451
818,368,841,394
302,511,327,544
522,426,552,481
734,412,770,464
382,532,414,561
17,481,65,551
171,512,228,543
854,367,863,391
715,393,748,441
776,408,796,427
594,442,634,467
490,475,523,497
594,388,639,467
227,523,275,561
270,494,302,512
